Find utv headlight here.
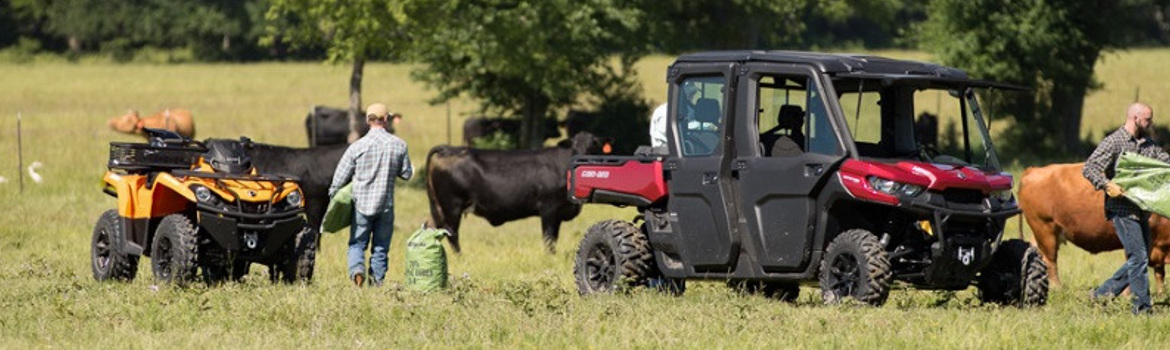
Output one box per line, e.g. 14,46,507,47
867,176,925,197
193,185,214,203
285,189,303,208
991,189,1013,202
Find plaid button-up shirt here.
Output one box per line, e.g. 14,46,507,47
329,128,413,216
1083,127,1170,217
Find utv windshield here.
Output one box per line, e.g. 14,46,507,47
834,77,1002,172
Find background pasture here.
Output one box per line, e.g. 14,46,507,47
1,50,1170,348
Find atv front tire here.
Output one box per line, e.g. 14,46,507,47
977,239,1048,307
573,220,653,295
151,213,200,284
91,210,139,281
274,227,318,283
819,229,892,306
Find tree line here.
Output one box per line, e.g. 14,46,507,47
5,0,1170,157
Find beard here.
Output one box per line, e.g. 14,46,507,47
1136,124,1153,139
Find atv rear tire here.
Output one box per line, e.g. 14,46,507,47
574,220,653,295
819,229,891,306
91,210,139,281
151,213,200,284
728,280,800,302
275,227,318,283
977,239,1048,307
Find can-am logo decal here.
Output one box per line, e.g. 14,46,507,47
580,170,610,179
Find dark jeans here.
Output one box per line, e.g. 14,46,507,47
348,209,395,285
1094,212,1152,314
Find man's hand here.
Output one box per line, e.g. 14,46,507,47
1106,181,1125,198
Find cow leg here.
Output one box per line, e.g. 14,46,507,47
443,207,464,254
428,199,465,254
539,214,560,254
1028,220,1062,288
1151,247,1167,295
1153,265,1165,295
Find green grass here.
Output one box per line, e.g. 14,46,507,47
3,51,1170,349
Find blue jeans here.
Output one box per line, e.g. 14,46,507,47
349,209,395,285
1094,212,1152,314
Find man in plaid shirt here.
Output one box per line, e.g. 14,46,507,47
329,103,413,287
1082,102,1167,314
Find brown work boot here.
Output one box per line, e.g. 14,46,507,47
352,273,365,287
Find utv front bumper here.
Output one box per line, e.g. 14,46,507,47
900,190,1021,288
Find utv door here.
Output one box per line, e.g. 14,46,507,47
731,64,846,271
665,63,739,270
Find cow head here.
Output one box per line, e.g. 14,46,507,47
108,110,143,135
568,131,612,155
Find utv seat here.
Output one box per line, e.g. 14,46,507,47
684,98,722,155
760,105,805,157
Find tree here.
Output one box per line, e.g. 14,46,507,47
264,0,410,141
637,0,805,52
9,0,249,60
919,0,1153,156
408,0,643,149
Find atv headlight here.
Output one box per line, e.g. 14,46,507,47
193,185,214,203
867,176,925,198
285,189,303,208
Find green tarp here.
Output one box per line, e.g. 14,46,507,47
320,184,352,234
1115,152,1170,217
405,226,449,292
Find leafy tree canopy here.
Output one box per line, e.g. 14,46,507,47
918,0,1154,158
408,0,643,148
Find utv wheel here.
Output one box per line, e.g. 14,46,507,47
91,210,139,281
819,229,892,306
573,220,653,295
977,239,1048,307
728,280,800,302
151,213,200,284
275,227,318,283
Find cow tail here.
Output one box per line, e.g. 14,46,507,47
424,146,446,229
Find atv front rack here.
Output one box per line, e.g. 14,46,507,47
108,142,206,173
169,170,300,183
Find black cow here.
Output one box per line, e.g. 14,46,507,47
462,117,560,146
304,106,370,147
205,138,348,233
426,132,606,253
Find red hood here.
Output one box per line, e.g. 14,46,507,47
840,159,1013,193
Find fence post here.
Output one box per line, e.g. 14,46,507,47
17,112,23,193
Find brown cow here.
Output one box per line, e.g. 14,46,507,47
1019,163,1170,293
108,109,196,139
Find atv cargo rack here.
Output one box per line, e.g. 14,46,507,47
107,142,206,173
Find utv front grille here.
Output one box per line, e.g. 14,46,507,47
942,189,984,205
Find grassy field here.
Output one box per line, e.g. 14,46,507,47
2,50,1170,349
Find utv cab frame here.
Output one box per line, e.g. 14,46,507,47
569,51,1047,307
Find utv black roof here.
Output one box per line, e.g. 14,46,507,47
674,50,1027,91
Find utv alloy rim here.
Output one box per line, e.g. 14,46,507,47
94,227,111,271
585,243,615,291
828,254,860,297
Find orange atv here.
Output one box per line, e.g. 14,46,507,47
92,128,316,284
